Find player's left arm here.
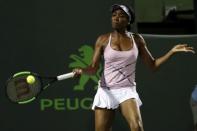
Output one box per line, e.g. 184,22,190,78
133,34,195,71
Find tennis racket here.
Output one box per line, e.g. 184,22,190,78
6,71,75,104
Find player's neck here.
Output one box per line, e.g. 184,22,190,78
113,30,128,37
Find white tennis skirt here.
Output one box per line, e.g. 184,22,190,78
92,86,142,110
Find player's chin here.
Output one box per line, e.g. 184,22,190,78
112,23,119,28
111,24,124,31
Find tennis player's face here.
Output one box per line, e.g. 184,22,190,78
111,9,129,30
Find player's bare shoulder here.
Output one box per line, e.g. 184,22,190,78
96,33,110,48
132,33,146,48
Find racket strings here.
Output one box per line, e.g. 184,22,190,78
7,74,42,103
14,78,30,98
6,72,73,104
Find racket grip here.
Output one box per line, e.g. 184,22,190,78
57,72,75,81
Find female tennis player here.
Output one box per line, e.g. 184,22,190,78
74,4,195,131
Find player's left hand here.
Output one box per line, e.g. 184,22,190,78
171,44,195,54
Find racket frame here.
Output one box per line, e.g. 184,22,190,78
6,71,74,104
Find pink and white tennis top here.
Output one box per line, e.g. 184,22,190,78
100,33,138,89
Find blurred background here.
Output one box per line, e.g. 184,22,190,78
135,0,196,34
0,0,197,131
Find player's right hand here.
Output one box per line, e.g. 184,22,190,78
73,68,83,77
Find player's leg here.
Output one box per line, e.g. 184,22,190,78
191,97,197,131
120,98,144,131
95,107,115,131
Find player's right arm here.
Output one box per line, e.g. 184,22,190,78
73,34,108,76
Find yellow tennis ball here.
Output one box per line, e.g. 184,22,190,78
26,75,35,84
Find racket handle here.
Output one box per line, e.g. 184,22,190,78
57,72,75,81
